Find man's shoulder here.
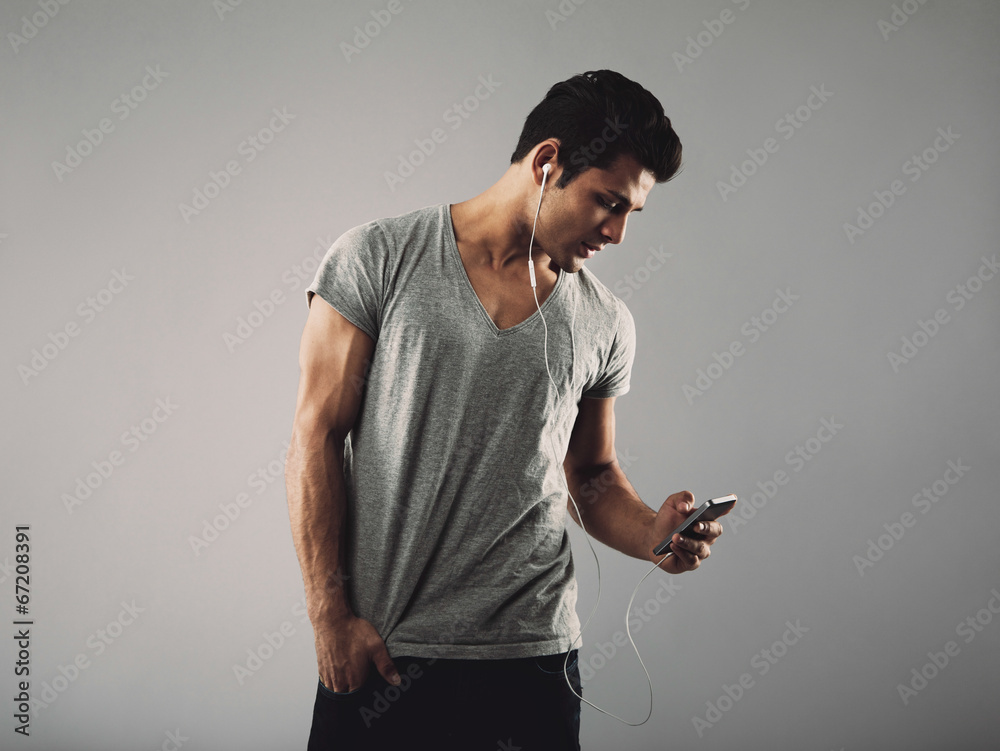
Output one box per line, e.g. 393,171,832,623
327,204,445,260
574,265,633,328
364,203,446,239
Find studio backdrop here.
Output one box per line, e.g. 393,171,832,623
2,1,998,749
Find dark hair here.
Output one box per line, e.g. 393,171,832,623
510,70,682,188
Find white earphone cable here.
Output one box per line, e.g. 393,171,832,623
527,165,671,725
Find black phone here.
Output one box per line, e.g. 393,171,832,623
652,494,738,556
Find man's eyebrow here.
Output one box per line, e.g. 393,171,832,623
606,189,643,212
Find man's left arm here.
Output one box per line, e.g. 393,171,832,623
562,396,726,575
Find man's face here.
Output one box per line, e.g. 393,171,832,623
534,152,656,273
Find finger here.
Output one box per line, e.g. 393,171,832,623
670,545,700,571
372,642,402,686
675,533,711,560
669,490,695,514
692,520,724,541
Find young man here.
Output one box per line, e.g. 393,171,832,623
286,70,726,750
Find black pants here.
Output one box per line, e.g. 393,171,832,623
307,649,582,751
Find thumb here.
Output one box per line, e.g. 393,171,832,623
372,642,401,686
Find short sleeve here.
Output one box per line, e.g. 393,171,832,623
305,220,390,342
582,298,636,399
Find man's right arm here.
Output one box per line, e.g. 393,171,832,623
285,294,401,691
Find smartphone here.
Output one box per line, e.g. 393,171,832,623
652,494,738,556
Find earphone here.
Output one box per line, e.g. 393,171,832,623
527,160,674,726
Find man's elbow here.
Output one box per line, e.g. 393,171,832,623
287,410,347,472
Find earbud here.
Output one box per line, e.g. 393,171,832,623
542,163,551,174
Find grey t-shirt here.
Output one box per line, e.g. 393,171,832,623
305,203,636,659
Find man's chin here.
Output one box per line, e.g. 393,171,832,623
548,255,583,274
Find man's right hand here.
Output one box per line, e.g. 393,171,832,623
315,613,401,693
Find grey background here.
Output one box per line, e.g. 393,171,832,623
2,0,998,749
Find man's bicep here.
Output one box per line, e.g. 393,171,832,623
564,396,619,476
294,293,375,440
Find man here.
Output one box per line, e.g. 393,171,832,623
286,70,727,750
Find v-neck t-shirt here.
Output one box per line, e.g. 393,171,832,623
305,202,636,659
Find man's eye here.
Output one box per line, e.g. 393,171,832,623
598,198,617,210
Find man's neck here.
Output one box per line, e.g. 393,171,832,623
450,169,555,276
